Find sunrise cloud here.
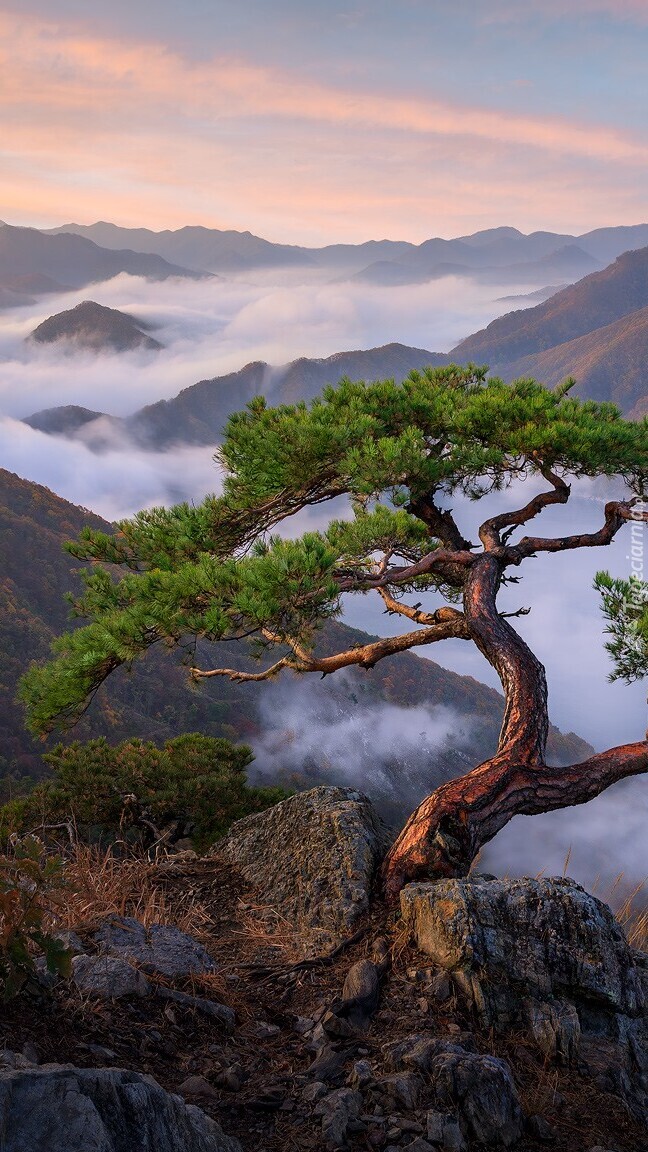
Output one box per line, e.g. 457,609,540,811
1,10,647,241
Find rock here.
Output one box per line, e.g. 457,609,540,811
340,959,381,1025
523,996,580,1063
94,916,216,977
307,1044,350,1084
156,987,235,1030
426,1111,465,1149
302,1080,328,1103
71,954,151,998
400,877,644,1024
429,1049,522,1148
216,1064,245,1092
376,1071,423,1110
178,1075,219,1101
213,787,390,953
383,1035,467,1075
400,877,648,1120
315,1088,363,1149
0,1062,241,1151
349,1059,375,1089
430,971,452,1003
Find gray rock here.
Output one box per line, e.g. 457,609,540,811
72,954,151,998
156,987,235,1030
340,959,381,1025
382,1035,467,1075
400,877,644,1023
523,997,580,1063
315,1087,363,1149
426,1111,465,1149
376,1071,423,1110
349,1059,375,1089
94,917,215,977
0,1063,241,1151
429,1049,522,1148
400,877,648,1121
213,787,390,954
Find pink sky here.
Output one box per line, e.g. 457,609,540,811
1,6,647,242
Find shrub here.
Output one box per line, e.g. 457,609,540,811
0,734,287,851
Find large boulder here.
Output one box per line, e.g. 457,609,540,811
213,787,391,953
400,876,648,1121
0,1056,241,1152
400,877,644,1023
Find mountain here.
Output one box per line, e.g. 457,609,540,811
28,300,163,354
501,306,648,414
24,342,450,449
46,221,315,273
46,219,648,287
0,468,589,804
449,246,648,413
0,224,209,305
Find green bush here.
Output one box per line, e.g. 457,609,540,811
0,734,288,852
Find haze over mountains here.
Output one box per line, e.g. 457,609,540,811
22,238,648,453
29,301,164,355
0,223,209,309
46,219,648,286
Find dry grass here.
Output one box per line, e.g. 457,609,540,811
48,844,215,942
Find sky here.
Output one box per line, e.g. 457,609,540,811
1,0,648,242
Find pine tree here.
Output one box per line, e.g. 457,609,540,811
19,366,648,899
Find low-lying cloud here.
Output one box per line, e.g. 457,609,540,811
0,270,541,420
0,415,221,520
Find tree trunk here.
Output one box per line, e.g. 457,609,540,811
380,556,648,901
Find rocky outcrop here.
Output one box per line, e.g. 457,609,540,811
213,787,391,954
400,876,648,1121
0,1053,241,1152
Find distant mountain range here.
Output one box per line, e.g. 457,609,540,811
450,246,648,416
25,342,449,448
0,467,591,808
43,220,648,287
0,223,210,308
23,242,648,443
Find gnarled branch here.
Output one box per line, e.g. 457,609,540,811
512,499,648,560
479,466,570,550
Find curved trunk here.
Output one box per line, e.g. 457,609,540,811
380,556,648,901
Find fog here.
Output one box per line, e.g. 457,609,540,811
0,270,537,419
0,269,645,898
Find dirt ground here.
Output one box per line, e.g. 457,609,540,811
1,856,646,1152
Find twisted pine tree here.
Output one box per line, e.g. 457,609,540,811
19,366,648,899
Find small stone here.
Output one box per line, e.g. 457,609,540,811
293,1015,315,1034
404,1141,433,1152
349,1060,375,1088
217,1064,245,1092
302,1081,328,1103
71,954,151,998
430,972,452,1003
177,1074,218,1100
156,987,235,1030
417,998,430,1013
316,1087,362,1149
251,1021,281,1039
445,1023,461,1035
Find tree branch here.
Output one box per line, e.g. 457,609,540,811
190,610,470,682
479,466,570,550
377,587,440,625
407,493,474,552
512,500,648,560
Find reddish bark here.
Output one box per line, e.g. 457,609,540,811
380,551,648,900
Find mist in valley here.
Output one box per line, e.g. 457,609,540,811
0,267,645,901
